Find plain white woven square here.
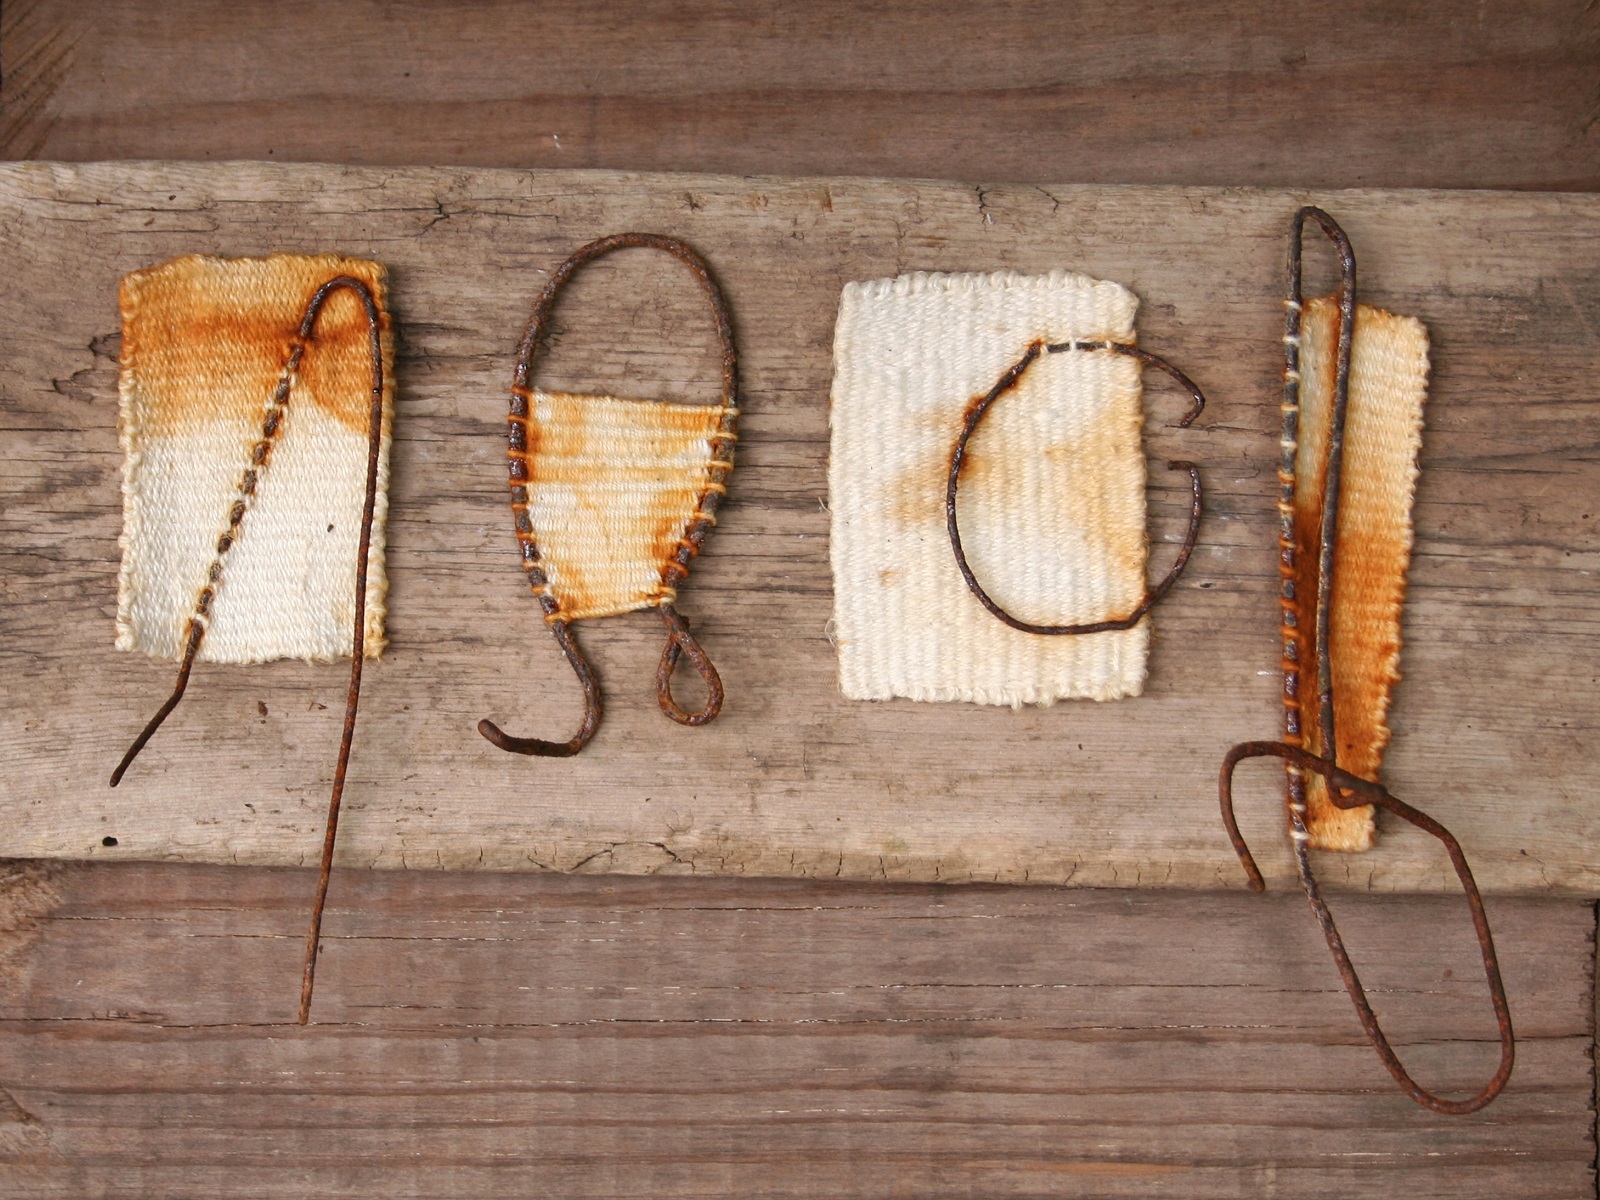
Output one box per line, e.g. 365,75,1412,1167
828,270,1151,707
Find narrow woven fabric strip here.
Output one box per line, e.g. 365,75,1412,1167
528,389,727,622
115,254,394,665
1291,298,1430,851
829,270,1150,708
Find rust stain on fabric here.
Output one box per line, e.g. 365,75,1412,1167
1290,297,1428,850
529,390,724,622
120,254,389,440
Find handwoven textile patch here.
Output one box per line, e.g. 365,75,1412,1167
1290,298,1429,851
115,254,394,665
527,389,728,622
828,270,1150,708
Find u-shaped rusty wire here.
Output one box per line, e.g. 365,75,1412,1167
1219,207,1513,1115
478,233,737,757
946,338,1205,635
108,276,388,1027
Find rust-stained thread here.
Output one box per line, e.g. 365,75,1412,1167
478,233,737,756
1219,207,1513,1115
946,338,1205,635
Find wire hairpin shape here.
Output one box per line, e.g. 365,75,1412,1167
1219,206,1513,1115
946,337,1206,634
110,271,389,1026
478,233,737,757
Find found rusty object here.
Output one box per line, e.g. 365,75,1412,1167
478,233,737,756
946,337,1205,635
1219,207,1513,1114
111,274,388,1027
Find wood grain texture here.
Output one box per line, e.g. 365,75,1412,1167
0,861,1591,1198
1,5,1597,1194
2,0,1597,191
2,162,1597,894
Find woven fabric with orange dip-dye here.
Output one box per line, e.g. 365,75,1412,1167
115,254,394,665
828,270,1150,708
526,390,728,621
1288,298,1430,851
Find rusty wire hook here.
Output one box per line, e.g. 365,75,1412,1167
1219,206,1513,1114
946,338,1206,634
478,233,737,756
107,275,387,1027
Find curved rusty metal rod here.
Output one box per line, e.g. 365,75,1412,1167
1291,206,1358,794
655,601,724,725
1219,741,1515,1115
109,619,204,786
109,316,318,787
477,612,602,756
1218,206,1513,1113
482,233,738,755
298,276,388,1026
946,338,1206,636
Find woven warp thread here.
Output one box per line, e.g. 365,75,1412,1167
829,270,1150,708
116,253,394,665
1290,298,1430,852
527,389,727,622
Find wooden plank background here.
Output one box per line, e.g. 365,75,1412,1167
3,163,1598,896
0,862,1593,1198
2,2,1597,1196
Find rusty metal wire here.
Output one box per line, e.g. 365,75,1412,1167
106,275,387,1027
945,338,1206,635
477,233,737,757
1219,207,1514,1115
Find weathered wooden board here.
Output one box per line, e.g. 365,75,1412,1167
0,862,1591,1198
7,0,1597,193
1,161,1597,893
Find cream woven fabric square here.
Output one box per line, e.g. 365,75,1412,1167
115,254,393,665
828,270,1151,707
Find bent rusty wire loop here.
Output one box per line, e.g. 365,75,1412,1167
945,338,1205,635
1220,743,1515,1115
1219,207,1513,1114
477,233,736,756
104,276,386,1027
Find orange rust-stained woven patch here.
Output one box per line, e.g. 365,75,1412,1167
115,254,395,665
527,390,728,622
1289,298,1429,851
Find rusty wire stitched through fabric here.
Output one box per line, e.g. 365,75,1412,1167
478,233,738,757
1217,206,1513,1115
946,338,1206,636
109,271,388,1027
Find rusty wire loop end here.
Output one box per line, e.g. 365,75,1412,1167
481,233,737,756
1216,207,1514,1114
655,602,724,725
946,338,1206,636
1219,741,1515,1115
